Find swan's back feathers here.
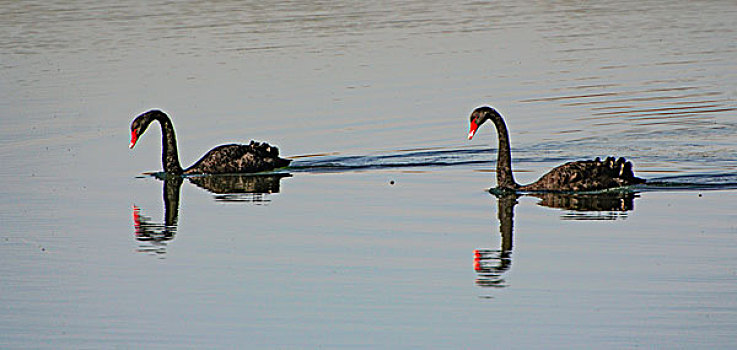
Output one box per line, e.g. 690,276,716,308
184,141,291,174
520,156,645,192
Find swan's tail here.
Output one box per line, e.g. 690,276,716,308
598,156,645,184
248,140,292,168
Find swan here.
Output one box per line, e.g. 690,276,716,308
130,109,290,174
468,106,644,192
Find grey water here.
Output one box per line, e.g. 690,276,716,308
2,0,737,348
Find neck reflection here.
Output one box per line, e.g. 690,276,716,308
474,194,517,289
132,176,182,256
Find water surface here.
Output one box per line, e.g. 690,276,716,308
2,0,736,348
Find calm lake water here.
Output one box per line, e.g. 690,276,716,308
2,0,737,348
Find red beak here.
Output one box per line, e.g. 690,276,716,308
468,120,479,140
129,130,138,149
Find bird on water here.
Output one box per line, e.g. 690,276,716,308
129,109,290,175
467,106,645,192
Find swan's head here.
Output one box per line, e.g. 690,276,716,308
130,109,166,149
468,106,498,140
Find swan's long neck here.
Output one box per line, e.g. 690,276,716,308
154,115,183,174
490,113,518,189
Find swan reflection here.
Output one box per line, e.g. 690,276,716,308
132,173,290,256
188,173,290,203
475,191,638,293
530,191,637,220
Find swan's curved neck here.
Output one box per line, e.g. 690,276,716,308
490,113,518,189
153,115,183,174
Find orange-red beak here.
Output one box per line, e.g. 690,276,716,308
129,130,138,149
468,120,479,140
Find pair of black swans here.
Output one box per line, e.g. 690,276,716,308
130,106,644,192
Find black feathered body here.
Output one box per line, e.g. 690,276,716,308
184,141,290,174
519,156,645,192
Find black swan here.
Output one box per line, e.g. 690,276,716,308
467,106,645,192
129,109,291,174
